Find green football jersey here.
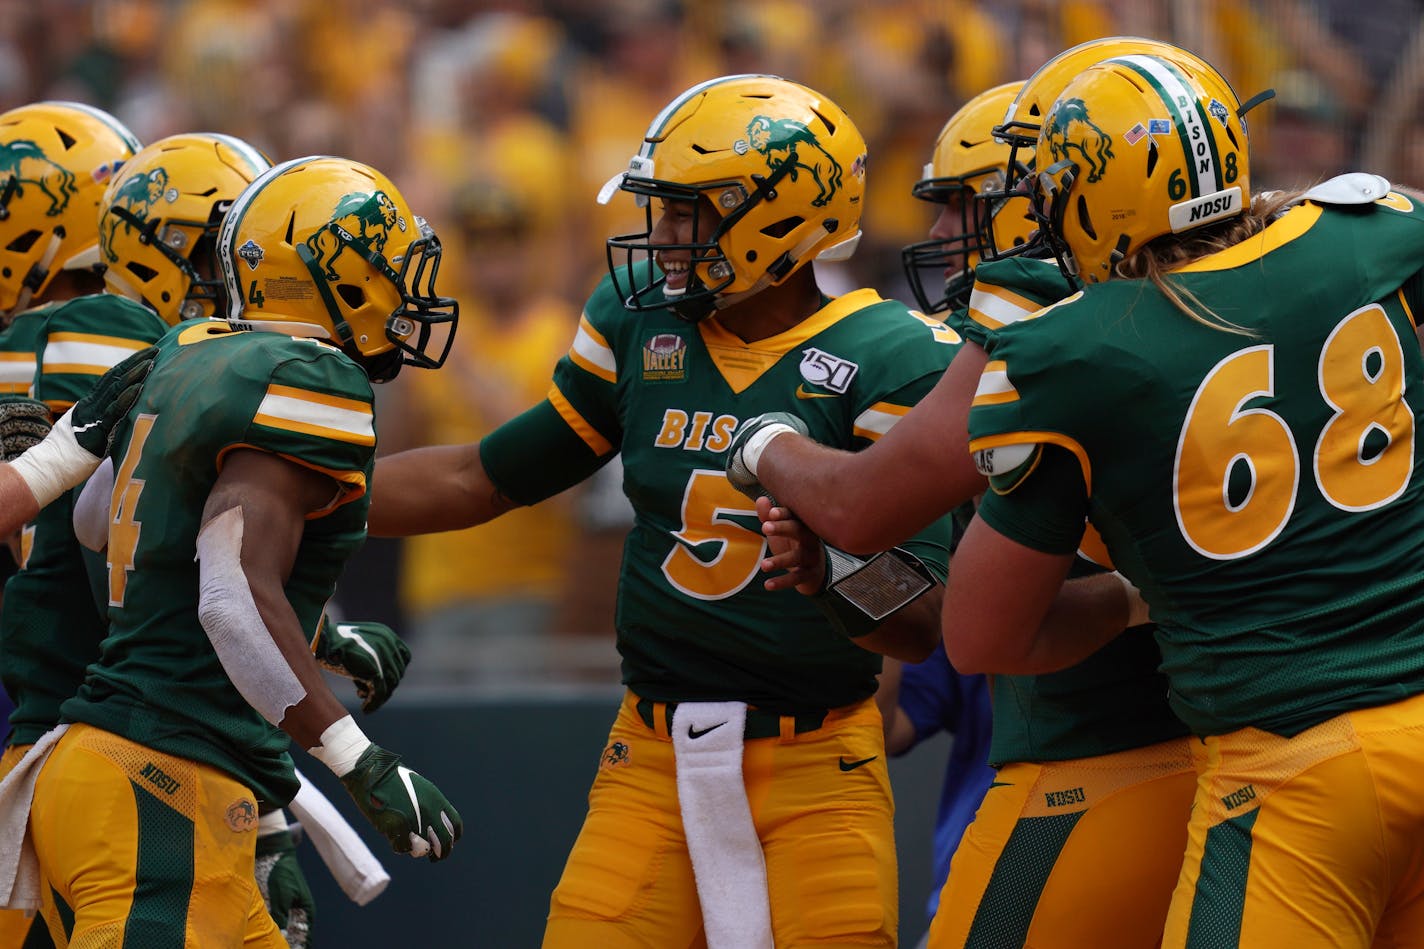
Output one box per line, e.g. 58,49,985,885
0,306,48,397
533,274,956,712
950,258,1187,764
970,194,1424,737
61,320,375,806
1,293,168,746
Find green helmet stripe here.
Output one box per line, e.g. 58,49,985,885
1108,55,1224,198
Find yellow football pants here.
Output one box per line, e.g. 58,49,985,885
0,743,51,949
1165,691,1424,949
28,723,286,949
544,690,896,949
929,736,1196,949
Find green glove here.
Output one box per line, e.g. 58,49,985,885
340,744,462,862
313,619,411,713
0,398,51,462
70,345,158,457
725,411,809,500
255,827,314,949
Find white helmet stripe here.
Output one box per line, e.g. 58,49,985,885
1109,55,1219,198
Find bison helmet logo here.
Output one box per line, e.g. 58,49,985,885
100,166,171,263
742,115,844,208
304,189,406,282
1042,98,1116,184
0,139,78,219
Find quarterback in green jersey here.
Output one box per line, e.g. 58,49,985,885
368,75,950,948
952,52,1424,948
21,156,462,948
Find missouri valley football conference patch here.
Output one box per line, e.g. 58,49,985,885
642,332,688,382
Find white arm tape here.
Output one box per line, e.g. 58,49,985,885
289,766,390,905
195,506,308,726
307,715,371,778
740,422,797,477
258,808,290,837
72,457,114,552
9,409,100,509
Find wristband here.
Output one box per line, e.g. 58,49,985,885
9,409,100,508
739,422,796,477
258,809,290,837
308,715,372,778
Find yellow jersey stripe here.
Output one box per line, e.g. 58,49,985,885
548,384,612,455
570,315,617,383
972,361,1019,407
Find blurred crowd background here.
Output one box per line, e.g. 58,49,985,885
10,0,1422,692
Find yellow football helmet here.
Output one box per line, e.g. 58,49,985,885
1033,53,1251,284
901,82,1037,313
601,74,867,322
218,156,458,382
0,101,141,313
100,133,271,325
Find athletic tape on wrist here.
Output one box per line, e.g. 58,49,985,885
308,715,371,778
739,422,796,477
9,409,100,508
258,809,290,836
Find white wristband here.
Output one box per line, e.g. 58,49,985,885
1112,571,1150,628
9,408,101,508
740,422,796,477
258,808,290,837
307,715,372,778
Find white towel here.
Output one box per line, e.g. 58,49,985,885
0,724,68,912
671,701,773,949
287,767,389,906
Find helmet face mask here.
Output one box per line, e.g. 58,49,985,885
0,101,141,314
602,74,867,323
219,156,458,382
1030,53,1251,285
100,133,271,325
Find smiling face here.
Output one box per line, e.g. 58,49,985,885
648,193,722,298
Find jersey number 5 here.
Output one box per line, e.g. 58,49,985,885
662,469,768,600
1174,304,1414,559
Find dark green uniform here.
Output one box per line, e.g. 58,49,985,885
1,294,167,747
970,196,1424,738
61,319,375,806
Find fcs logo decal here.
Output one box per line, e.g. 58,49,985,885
237,239,265,271
1043,98,1115,184
0,139,77,216
100,165,171,262
304,190,406,281
743,114,843,208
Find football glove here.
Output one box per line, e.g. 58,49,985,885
725,412,808,500
70,345,158,457
0,398,52,463
255,825,314,949
340,744,462,862
313,619,411,713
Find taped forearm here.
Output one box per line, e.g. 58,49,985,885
196,506,308,725
8,408,100,508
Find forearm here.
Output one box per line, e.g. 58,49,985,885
1015,572,1135,674
0,463,39,536
369,443,515,536
852,583,943,663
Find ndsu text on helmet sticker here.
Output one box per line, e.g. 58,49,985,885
100,165,171,263
0,139,77,215
304,190,407,281
1043,98,1115,184
735,114,844,208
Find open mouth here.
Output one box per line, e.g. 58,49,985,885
657,254,690,296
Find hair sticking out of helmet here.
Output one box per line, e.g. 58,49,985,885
0,100,142,315
218,155,458,382
100,132,272,325
601,74,868,322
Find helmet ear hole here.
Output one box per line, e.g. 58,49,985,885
336,283,366,310
761,217,801,239
6,231,38,254
1076,194,1097,241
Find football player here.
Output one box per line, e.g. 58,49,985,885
952,50,1424,948
367,74,952,947
20,156,461,946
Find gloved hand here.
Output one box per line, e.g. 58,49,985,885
313,619,411,713
255,824,314,949
0,398,52,462
70,345,158,457
340,745,462,862
725,412,808,500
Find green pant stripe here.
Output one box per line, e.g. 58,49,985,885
964,811,1084,949
123,781,194,949
1185,808,1258,949
26,897,60,949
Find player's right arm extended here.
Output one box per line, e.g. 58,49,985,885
368,397,613,537
195,449,461,861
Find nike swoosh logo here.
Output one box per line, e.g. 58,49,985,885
988,780,1013,789
688,722,726,740
838,755,878,772
795,384,838,400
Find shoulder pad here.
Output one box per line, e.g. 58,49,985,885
1298,173,1391,206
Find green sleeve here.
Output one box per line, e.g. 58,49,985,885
975,443,1088,555
480,399,613,506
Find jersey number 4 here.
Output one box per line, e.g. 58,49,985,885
108,414,156,606
1174,304,1414,559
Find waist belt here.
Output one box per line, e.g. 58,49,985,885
635,697,827,741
